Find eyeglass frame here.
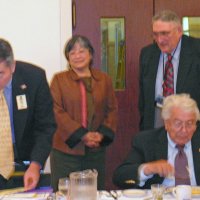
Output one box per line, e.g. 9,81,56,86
171,119,197,130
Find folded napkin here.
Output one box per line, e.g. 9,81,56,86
99,190,152,200
0,187,50,200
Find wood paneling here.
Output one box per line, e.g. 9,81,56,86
154,0,200,17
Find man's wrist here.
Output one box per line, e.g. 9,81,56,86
30,161,42,170
138,164,153,186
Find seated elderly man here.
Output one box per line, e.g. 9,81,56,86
113,94,200,189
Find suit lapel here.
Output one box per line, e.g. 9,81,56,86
12,72,29,146
155,128,168,160
149,128,168,185
176,36,193,92
149,46,161,96
191,126,200,185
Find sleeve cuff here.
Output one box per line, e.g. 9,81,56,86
65,127,88,148
97,125,115,146
138,164,153,187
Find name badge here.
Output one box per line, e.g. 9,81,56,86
16,95,27,110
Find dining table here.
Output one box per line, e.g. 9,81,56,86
99,188,200,200
0,186,52,200
0,187,200,200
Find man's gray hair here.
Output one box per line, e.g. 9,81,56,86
162,94,200,121
152,10,181,26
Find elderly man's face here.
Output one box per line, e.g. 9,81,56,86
164,107,197,146
152,20,183,53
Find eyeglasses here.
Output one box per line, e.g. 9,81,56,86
152,27,178,39
172,120,197,130
152,31,171,39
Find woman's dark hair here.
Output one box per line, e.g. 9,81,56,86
64,35,94,67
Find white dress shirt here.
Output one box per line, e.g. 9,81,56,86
138,133,197,187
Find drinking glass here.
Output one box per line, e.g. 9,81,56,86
151,184,165,200
58,177,70,198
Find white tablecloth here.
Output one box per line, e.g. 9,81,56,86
99,190,200,200
1,188,200,200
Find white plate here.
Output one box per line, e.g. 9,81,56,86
122,189,146,197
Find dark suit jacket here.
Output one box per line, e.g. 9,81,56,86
139,35,200,130
12,61,56,168
112,126,200,189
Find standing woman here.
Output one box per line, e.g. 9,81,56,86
50,35,118,191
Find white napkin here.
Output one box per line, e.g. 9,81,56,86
98,190,152,200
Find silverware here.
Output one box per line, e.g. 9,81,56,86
110,191,118,199
111,190,122,200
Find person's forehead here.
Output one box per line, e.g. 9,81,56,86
153,20,177,31
170,108,196,120
70,42,87,51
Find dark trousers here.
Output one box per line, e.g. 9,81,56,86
50,148,106,192
0,161,27,189
0,175,24,190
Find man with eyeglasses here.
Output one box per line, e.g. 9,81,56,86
139,9,200,131
113,94,200,189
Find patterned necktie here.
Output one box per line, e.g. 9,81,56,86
0,90,14,179
163,54,174,97
175,145,190,185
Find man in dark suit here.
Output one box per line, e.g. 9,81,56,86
139,10,200,130
113,94,200,189
0,38,56,190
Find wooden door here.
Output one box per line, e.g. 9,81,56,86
154,0,200,17
72,0,153,189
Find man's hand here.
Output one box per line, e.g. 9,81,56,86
143,159,174,178
24,162,41,191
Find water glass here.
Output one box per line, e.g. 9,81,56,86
151,184,165,200
58,177,70,198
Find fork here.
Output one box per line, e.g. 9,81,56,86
110,190,122,200
110,191,117,199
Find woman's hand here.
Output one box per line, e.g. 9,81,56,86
82,131,103,148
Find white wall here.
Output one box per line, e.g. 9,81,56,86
0,0,72,173
0,0,72,81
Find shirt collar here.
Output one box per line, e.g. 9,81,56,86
4,78,12,91
163,38,182,60
167,132,191,149
69,68,101,81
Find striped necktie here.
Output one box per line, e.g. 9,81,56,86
0,90,14,179
163,54,174,97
